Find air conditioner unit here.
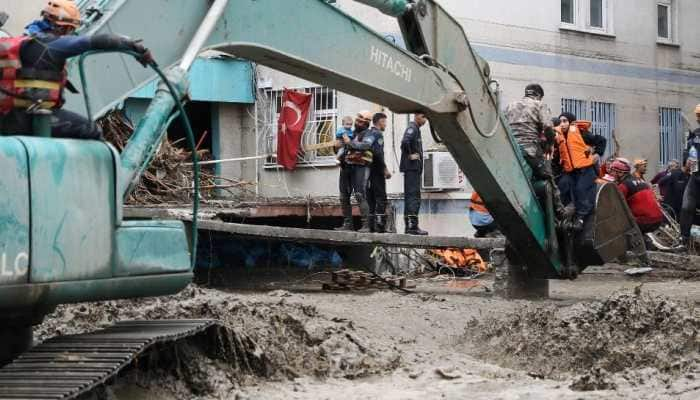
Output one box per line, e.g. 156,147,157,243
422,151,464,191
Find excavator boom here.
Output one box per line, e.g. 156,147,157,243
70,0,561,276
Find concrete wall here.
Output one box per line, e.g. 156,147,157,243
213,103,258,197
2,0,44,36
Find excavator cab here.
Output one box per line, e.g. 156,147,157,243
0,57,193,366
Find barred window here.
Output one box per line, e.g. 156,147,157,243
262,87,338,166
658,107,683,166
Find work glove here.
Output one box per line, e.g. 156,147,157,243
129,39,154,67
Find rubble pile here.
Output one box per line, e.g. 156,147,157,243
464,290,699,390
36,286,400,397
99,111,251,204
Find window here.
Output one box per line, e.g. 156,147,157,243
657,1,677,44
561,99,617,158
659,107,683,166
262,86,338,166
560,0,614,35
589,0,603,28
561,0,575,24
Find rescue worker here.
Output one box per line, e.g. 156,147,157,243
335,110,375,232
504,84,566,219
0,0,153,139
679,104,700,245
657,162,688,221
366,112,391,233
633,159,648,181
610,158,663,234
400,113,428,235
469,192,499,238
555,112,607,231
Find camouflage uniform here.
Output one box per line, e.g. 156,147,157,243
505,96,565,215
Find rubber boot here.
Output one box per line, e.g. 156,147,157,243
368,214,377,233
334,217,354,231
358,217,372,233
375,214,387,233
406,215,428,236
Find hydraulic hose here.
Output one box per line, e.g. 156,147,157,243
78,50,200,268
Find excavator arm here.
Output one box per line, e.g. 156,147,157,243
70,0,564,277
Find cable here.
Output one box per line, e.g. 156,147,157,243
77,50,200,268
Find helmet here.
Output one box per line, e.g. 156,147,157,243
525,83,544,99
633,158,648,167
611,158,631,174
355,110,373,123
42,0,81,29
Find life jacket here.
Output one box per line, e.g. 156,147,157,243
619,178,663,226
470,192,489,213
0,36,65,115
344,130,373,165
557,124,594,172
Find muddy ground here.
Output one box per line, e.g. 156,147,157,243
36,265,699,400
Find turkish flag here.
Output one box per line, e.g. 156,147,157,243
277,89,312,170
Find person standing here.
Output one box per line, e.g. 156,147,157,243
367,113,391,233
504,84,566,219
657,163,688,221
555,112,606,231
335,111,375,232
679,104,700,246
400,113,428,235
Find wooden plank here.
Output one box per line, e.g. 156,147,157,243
196,220,505,250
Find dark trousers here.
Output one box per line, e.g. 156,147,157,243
404,169,422,216
520,142,564,213
474,222,499,238
558,166,597,218
0,109,102,140
339,164,370,219
680,174,700,238
367,169,387,216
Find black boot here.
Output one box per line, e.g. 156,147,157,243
375,214,387,233
334,217,354,231
368,214,377,233
405,215,428,235
358,217,372,233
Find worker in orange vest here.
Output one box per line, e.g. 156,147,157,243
555,112,607,231
469,192,500,237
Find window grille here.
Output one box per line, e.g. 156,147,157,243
262,87,338,165
659,107,683,166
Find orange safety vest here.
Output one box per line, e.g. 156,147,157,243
0,36,65,115
470,192,489,213
557,124,594,172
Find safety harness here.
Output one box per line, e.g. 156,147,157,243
0,36,65,115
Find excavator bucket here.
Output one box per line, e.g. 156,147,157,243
575,183,646,269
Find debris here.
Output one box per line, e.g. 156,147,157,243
569,368,618,391
322,269,415,291
624,267,654,276
435,366,462,380
429,248,487,274
462,290,699,386
99,110,254,204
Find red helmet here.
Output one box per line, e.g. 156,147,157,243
610,159,631,174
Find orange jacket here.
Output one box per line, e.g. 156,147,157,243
557,124,595,172
470,192,489,213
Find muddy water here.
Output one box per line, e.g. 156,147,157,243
35,273,700,399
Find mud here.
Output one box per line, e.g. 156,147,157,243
35,286,400,399
33,274,700,399
464,290,699,391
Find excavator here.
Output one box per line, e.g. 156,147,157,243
0,0,645,397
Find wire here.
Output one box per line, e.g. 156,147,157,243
77,50,200,268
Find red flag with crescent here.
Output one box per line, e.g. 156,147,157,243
277,89,312,170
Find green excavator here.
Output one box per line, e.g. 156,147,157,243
0,1,644,397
